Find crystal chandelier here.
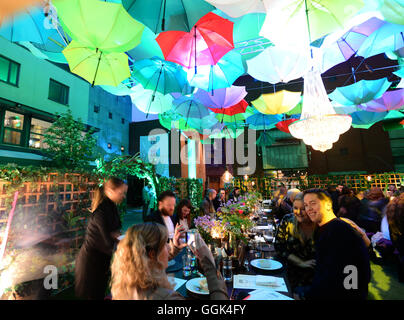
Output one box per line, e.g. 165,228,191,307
289,66,352,152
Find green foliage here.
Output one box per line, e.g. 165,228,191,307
43,108,98,169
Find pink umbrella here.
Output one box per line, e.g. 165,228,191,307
358,89,404,112
156,12,234,73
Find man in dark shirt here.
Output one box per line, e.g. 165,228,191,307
296,188,371,300
213,188,226,211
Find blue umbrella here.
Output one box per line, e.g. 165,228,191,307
172,96,210,122
350,110,388,128
0,7,61,44
131,56,188,95
328,78,391,106
357,22,404,58
246,113,282,130
186,50,245,92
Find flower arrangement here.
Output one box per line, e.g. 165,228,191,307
238,191,263,213
193,215,228,244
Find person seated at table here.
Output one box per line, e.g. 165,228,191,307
228,187,240,203
145,190,178,240
386,193,404,282
274,192,316,291
201,189,217,218
173,199,192,231
110,222,228,300
278,188,301,220
213,188,226,211
295,189,371,300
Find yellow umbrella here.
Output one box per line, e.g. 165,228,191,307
251,90,301,115
62,40,130,86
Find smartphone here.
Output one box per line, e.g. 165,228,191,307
186,230,197,249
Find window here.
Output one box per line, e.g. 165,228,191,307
94,105,100,113
29,118,51,149
0,55,20,86
121,118,125,124
48,79,69,105
108,112,112,119
3,111,24,145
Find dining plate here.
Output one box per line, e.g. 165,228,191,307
250,259,283,271
185,277,209,295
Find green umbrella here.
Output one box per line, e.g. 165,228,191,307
260,0,364,50
286,97,303,116
130,84,173,115
122,0,214,33
256,131,275,147
62,40,130,86
54,0,144,52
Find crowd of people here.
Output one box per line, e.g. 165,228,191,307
74,178,404,300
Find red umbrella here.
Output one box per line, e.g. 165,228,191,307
400,119,404,125
156,12,234,73
208,99,248,116
275,119,298,133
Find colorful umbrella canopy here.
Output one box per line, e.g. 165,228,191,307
328,78,391,106
194,85,247,109
131,56,188,95
172,96,210,120
286,97,303,115
130,85,173,114
260,0,364,50
379,0,404,25
122,0,214,33
357,22,404,59
126,27,164,61
256,131,275,147
209,126,244,139
186,50,245,91
247,46,310,84
350,110,388,128
246,113,282,130
0,0,43,26
156,12,234,71
62,40,131,86
205,0,265,18
275,119,299,133
251,90,301,115
358,89,404,112
321,17,386,72
208,99,248,116
0,7,54,44
216,112,246,123
187,113,220,133
54,0,144,52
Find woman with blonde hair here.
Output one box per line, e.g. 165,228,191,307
111,222,228,300
75,177,128,300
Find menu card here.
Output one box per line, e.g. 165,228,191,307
233,274,288,292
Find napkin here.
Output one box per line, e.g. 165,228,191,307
256,275,281,287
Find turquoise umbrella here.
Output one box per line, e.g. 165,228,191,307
172,96,210,122
126,27,164,61
328,78,391,106
0,7,59,44
131,56,188,95
129,84,173,115
245,113,282,130
350,110,388,128
187,113,220,134
256,131,275,147
357,22,404,59
122,0,214,33
186,50,245,92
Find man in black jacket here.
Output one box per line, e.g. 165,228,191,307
296,188,371,300
145,190,179,239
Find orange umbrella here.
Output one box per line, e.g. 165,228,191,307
0,0,44,26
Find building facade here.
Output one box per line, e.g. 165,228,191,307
0,36,132,165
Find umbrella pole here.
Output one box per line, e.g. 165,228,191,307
92,49,103,87
162,0,167,31
194,26,197,74
185,101,192,126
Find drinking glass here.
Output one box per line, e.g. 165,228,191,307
222,258,233,282
182,254,192,277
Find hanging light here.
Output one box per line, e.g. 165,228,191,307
289,66,352,152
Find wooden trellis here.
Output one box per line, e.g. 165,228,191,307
0,173,96,249
231,172,404,199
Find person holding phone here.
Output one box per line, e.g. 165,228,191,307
110,223,228,300
75,177,127,300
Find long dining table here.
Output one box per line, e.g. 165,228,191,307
167,240,293,300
